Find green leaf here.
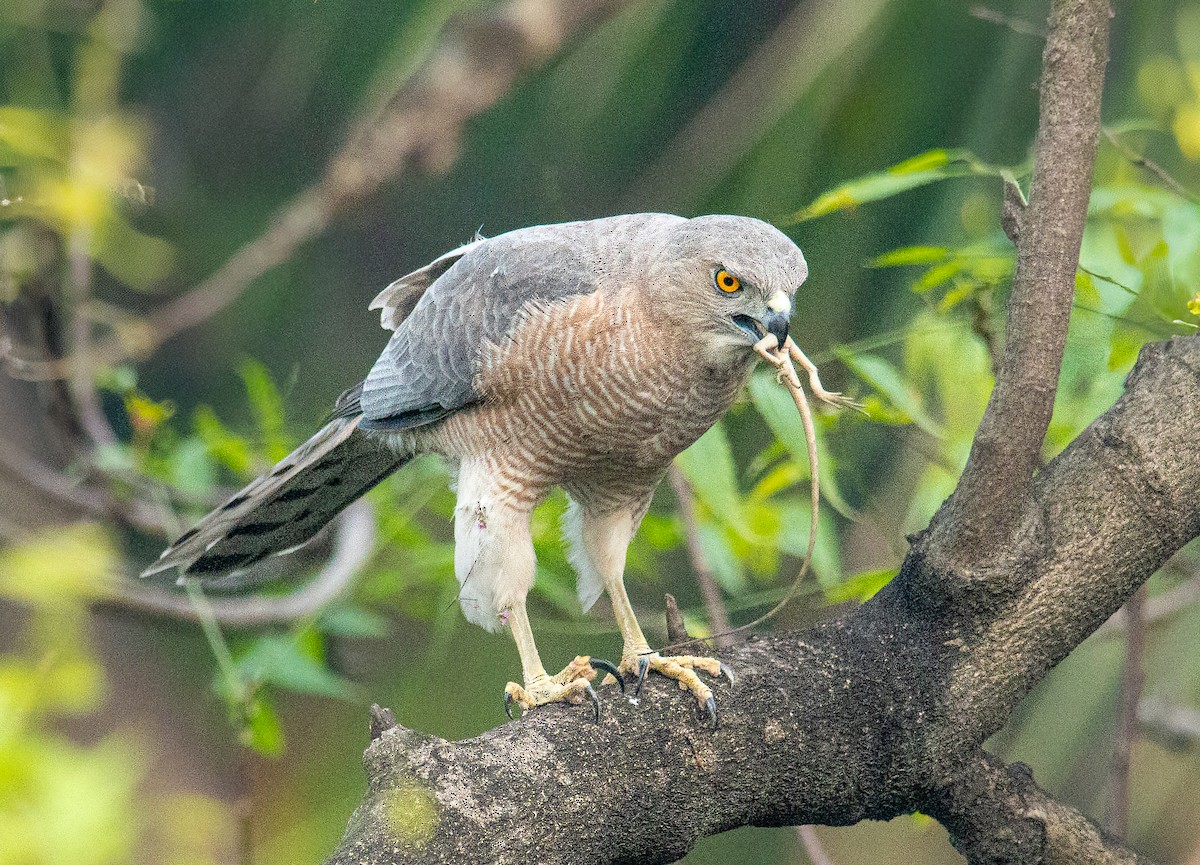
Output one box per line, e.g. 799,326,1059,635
167,437,217,495
747,373,856,519
234,635,360,702
193,406,255,477
676,424,742,522
639,512,683,550
937,281,975,312
788,149,1003,223
238,359,292,462
749,461,802,501
316,605,391,639
869,245,949,268
824,568,897,604
92,210,175,290
913,260,965,294
0,106,68,162
837,351,945,439
778,504,841,587
239,695,285,757
0,524,117,607
697,523,746,593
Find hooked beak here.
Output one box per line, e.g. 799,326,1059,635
762,310,789,346
763,288,792,346
731,311,790,346
732,289,791,346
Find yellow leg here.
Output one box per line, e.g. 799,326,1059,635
584,507,732,728
502,598,619,721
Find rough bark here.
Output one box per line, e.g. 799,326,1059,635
326,335,1199,865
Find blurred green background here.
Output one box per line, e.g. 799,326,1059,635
2,0,1200,863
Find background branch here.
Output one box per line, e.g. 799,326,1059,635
98,498,375,627
667,464,734,648
31,0,638,373
1109,586,1146,839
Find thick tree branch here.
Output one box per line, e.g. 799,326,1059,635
938,755,1139,865
928,0,1111,564
326,336,1198,865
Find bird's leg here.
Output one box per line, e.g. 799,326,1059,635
502,598,619,721
583,508,731,728
453,467,616,722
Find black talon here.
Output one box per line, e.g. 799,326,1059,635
719,662,735,690
585,682,600,723
589,658,625,693
705,696,718,730
504,692,516,721
634,656,650,698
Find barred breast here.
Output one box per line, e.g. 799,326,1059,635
425,291,752,512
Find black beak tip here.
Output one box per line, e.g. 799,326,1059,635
765,312,789,346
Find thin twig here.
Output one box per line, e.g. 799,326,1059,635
970,293,1001,378
237,756,255,865
96,499,375,626
662,593,693,645
1102,126,1200,205
65,227,117,447
969,5,1047,38
1096,566,1200,638
666,464,733,648
1108,584,1146,840
0,435,167,532
795,825,836,865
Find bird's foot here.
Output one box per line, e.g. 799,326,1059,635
618,652,734,729
503,656,623,722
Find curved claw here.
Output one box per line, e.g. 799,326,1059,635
719,662,735,690
589,657,625,693
504,691,516,720
705,696,718,730
634,656,651,698
584,682,600,723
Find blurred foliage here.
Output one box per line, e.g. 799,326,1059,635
2,0,1200,863
0,525,233,865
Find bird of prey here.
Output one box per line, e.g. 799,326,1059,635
145,213,809,726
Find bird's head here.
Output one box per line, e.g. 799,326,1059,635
652,215,808,363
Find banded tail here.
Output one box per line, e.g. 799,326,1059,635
143,414,404,580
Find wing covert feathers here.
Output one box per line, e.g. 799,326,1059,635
142,416,403,580
369,237,484,331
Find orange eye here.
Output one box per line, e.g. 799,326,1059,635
715,269,741,293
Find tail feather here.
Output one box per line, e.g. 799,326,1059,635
143,415,404,580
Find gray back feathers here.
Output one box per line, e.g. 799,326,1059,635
358,214,685,430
